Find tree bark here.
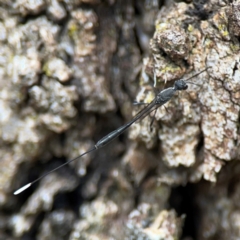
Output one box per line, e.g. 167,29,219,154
0,0,239,239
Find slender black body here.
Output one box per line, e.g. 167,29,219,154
14,68,208,195
95,79,188,148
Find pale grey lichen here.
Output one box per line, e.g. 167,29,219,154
47,0,67,22
127,206,184,240
136,0,240,184
66,9,116,113
9,53,41,86
129,116,158,149
68,9,98,57
154,23,190,59
159,123,200,167
228,1,240,38
14,0,46,16
28,77,79,133
69,198,119,240
43,57,72,83
142,210,185,240
1,1,240,239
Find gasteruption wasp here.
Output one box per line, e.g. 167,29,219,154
14,67,210,195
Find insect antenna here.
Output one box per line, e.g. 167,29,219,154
184,67,211,84
185,81,201,87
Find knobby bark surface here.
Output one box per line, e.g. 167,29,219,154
0,0,239,239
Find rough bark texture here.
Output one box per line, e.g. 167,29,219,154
0,0,240,239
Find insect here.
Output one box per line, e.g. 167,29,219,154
14,67,210,195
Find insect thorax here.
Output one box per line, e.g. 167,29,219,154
155,87,175,105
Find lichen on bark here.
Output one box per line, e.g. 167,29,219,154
0,0,240,240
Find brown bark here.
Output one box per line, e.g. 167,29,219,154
0,0,239,239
